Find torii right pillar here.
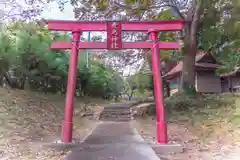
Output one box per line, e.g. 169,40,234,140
149,30,167,144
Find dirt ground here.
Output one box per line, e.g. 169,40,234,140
0,88,105,160
134,117,240,160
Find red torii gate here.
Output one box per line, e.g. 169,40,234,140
47,20,184,144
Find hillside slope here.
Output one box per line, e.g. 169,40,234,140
134,93,240,160
0,88,105,159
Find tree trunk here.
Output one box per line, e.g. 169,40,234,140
0,74,3,86
180,44,196,93
180,1,201,94
24,77,31,90
128,90,133,101
165,80,170,97
0,69,4,87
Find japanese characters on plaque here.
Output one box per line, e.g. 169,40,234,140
107,22,122,50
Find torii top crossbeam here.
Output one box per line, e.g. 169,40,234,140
47,20,184,31
47,20,184,50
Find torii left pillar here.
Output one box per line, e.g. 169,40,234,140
62,30,80,143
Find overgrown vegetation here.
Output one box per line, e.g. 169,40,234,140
133,93,240,141
165,93,240,123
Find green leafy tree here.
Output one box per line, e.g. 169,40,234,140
0,21,124,100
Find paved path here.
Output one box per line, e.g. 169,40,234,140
65,122,160,160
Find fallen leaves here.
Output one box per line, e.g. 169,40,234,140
0,88,106,159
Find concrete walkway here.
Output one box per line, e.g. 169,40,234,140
65,122,160,160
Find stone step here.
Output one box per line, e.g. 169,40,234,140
103,110,131,113
100,120,131,122
99,117,132,122
104,107,131,110
100,115,131,119
102,112,130,115
103,110,130,113
99,103,135,122
100,116,131,119
100,113,131,117
102,108,130,110
100,114,131,118
100,111,131,115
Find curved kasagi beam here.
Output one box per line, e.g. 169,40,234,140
46,20,184,31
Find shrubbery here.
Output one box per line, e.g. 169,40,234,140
0,21,124,99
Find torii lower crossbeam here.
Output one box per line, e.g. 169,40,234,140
51,42,180,49
46,20,184,144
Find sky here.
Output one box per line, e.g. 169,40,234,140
0,0,75,21
41,1,75,20
41,1,105,40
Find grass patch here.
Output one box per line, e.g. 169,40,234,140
165,93,240,143
134,92,240,143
